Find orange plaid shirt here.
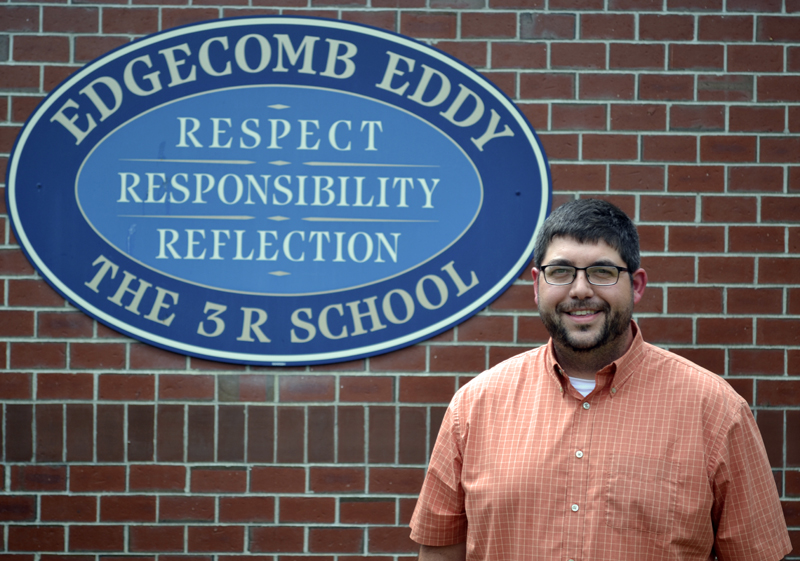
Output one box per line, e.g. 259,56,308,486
410,323,791,561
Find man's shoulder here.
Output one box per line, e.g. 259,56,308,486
456,345,549,400
639,341,747,407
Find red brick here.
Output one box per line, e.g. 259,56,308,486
551,103,606,130
70,525,124,552
159,496,214,522
0,66,40,92
338,375,394,400
96,374,154,400
610,43,664,69
400,12,456,39
730,349,784,376
668,165,724,192
638,225,666,252
581,13,634,39
69,343,125,370
698,256,755,284
727,44,783,74
13,36,70,63
250,527,304,553
8,279,63,306
668,225,724,252
491,42,545,69
130,526,184,553
0,373,31,399
611,104,666,131
579,73,635,100
368,527,419,554
191,468,246,493
75,36,131,63
639,74,694,101
698,74,753,102
102,8,158,34
639,14,693,40
250,467,305,493
70,466,125,493
309,467,365,493
539,133,579,160
341,10,396,31
341,499,395,524
583,134,638,161
729,288,783,315
8,526,64,552
757,380,800,406
461,12,515,38
160,7,220,28
490,283,537,311
100,495,156,522
700,136,756,163
702,195,757,222
40,495,96,522
520,12,575,39
550,42,606,69
159,374,214,400
729,226,785,253
668,0,721,9
37,312,94,338
0,497,36,522
280,497,335,523
729,106,785,133
762,196,800,222
130,464,185,491
11,466,65,492
698,15,753,41
642,136,696,162
399,376,455,402
1,6,39,31
667,287,723,314
758,15,800,42
429,345,484,372
369,467,425,494
458,315,513,342
11,343,66,369
219,497,275,523
188,526,244,553
759,76,800,103
760,257,800,284
309,528,363,554
129,343,186,370
43,6,98,32
672,44,725,72
670,105,725,131
550,163,606,192
520,72,575,100
280,375,334,401
761,137,800,164
697,318,753,345
637,317,693,344
641,195,696,222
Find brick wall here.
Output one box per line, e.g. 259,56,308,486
1,0,799,558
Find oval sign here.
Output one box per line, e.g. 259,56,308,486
7,17,551,365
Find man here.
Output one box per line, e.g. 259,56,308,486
409,199,791,561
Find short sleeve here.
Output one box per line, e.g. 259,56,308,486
409,402,468,546
711,402,792,561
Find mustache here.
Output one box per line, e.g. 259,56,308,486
556,300,610,314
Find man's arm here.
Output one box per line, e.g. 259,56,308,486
418,542,467,561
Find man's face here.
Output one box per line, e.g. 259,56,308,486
533,237,647,356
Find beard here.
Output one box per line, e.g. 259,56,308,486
539,298,632,354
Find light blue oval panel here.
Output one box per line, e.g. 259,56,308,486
76,86,483,295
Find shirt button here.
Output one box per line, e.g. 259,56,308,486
576,450,584,458
582,402,590,410
611,387,617,394
571,504,579,512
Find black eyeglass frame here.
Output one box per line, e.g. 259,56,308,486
540,265,631,286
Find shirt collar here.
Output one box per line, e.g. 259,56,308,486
545,321,646,392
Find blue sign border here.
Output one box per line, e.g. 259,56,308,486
7,16,551,365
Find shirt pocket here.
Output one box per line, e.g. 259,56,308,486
605,455,677,535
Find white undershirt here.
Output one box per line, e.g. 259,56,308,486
568,375,597,397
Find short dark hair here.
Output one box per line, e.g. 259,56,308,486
534,199,641,271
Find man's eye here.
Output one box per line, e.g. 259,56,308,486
590,267,614,278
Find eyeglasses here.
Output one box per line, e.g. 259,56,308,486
540,265,630,286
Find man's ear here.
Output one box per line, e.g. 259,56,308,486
532,268,540,307
631,268,647,305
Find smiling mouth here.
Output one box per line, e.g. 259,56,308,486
567,310,598,316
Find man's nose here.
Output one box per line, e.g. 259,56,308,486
569,270,595,299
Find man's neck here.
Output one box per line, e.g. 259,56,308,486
553,327,634,380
